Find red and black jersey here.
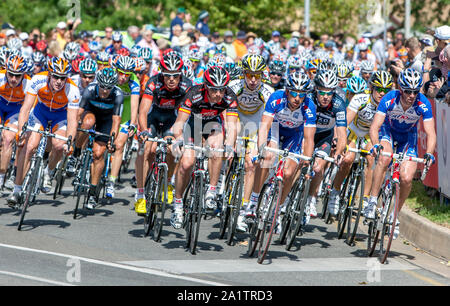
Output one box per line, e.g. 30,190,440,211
142,74,192,110
179,85,239,120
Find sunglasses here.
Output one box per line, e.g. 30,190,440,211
375,87,391,94
338,77,349,82
162,71,181,78
318,90,334,96
7,72,24,78
270,72,283,77
51,74,67,81
402,88,419,95
308,68,317,74
244,72,262,79
117,69,132,76
289,90,307,98
81,74,95,80
98,85,113,91
206,84,226,92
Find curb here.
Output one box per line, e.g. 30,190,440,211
399,205,450,260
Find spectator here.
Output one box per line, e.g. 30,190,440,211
170,7,186,40
0,33,6,47
424,68,444,98
19,32,33,58
372,33,386,68
137,26,160,61
196,10,210,37
6,29,16,40
124,25,141,48
156,38,169,55
47,29,62,57
268,31,281,49
101,27,113,49
55,21,67,50
219,30,237,61
246,32,257,48
182,23,195,34
171,24,183,47
232,30,248,61
424,25,450,78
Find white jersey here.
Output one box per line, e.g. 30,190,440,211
229,79,274,115
348,93,377,132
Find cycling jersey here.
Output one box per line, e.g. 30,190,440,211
26,71,80,131
0,70,31,125
348,93,378,132
229,79,274,115
79,82,124,142
117,72,140,125
310,92,347,136
264,90,316,157
377,90,433,157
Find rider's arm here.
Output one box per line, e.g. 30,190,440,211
423,118,436,155
138,95,152,133
346,109,357,126
172,109,190,141
111,115,121,138
335,126,347,156
130,94,139,127
257,114,274,151
18,93,37,132
369,112,385,146
303,126,316,159
224,110,238,149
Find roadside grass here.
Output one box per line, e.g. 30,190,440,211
405,180,450,228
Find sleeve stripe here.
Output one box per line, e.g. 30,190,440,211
179,108,191,114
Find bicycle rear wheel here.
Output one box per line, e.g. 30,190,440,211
279,179,300,245
379,183,399,264
73,152,91,219
257,181,282,264
285,176,311,251
337,172,353,239
18,157,41,231
219,168,234,239
226,172,244,246
144,166,157,237
247,183,269,257
152,166,168,242
189,175,204,255
346,173,364,246
53,155,68,199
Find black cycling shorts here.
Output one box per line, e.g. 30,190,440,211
314,131,334,156
147,107,177,138
81,110,113,144
184,115,223,145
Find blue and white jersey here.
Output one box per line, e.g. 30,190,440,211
263,90,316,130
376,90,433,133
309,92,347,136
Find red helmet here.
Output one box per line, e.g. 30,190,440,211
160,51,183,72
204,66,230,88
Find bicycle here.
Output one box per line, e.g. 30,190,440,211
16,123,70,231
72,128,114,219
318,158,339,224
366,147,429,264
247,146,311,263
183,144,224,255
279,151,332,251
141,136,172,242
219,136,255,245
336,139,369,246
118,124,136,183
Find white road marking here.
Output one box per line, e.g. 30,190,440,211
0,270,76,286
0,243,229,286
119,257,420,274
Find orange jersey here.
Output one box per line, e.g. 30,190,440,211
26,71,80,111
0,70,31,105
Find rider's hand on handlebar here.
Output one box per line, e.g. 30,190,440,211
423,153,435,167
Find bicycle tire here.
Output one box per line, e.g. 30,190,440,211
18,157,41,231
152,166,168,242
226,171,244,246
319,165,333,219
279,179,300,245
379,183,399,264
346,173,364,246
219,170,234,240
73,151,91,219
189,175,204,255
247,183,269,257
257,180,282,264
337,172,353,239
143,166,157,237
53,155,68,199
286,177,311,251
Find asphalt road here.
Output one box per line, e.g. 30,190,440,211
0,171,448,287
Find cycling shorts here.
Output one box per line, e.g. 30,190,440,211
379,123,418,157
268,125,304,163
28,102,67,132
0,102,21,126
185,115,223,145
81,110,112,144
314,132,334,157
347,122,370,150
147,107,176,138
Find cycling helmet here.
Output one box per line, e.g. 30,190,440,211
96,51,110,64
88,41,101,53
204,66,230,88
7,38,22,51
369,70,393,88
65,41,81,54
115,55,136,72
134,57,147,74
32,51,46,66
112,31,123,42
130,45,142,57
182,59,195,80
224,62,242,81
306,58,321,71
160,52,183,72
287,55,303,69
241,54,266,72
287,38,299,49
286,71,310,91
79,58,98,75
208,54,226,68
268,60,287,75
138,47,153,62
47,57,71,76
63,48,78,61
6,55,29,74
398,68,423,90
318,60,337,74
360,60,375,73
96,67,118,89
336,63,351,79
314,69,338,89
346,76,368,94
109,54,120,69
188,49,202,62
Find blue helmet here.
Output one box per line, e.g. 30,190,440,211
79,58,98,75
346,76,367,94
398,68,423,90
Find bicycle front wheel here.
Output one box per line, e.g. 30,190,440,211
143,166,157,237
18,157,41,231
189,175,204,255
152,166,168,242
346,173,364,246
226,171,244,246
379,183,399,264
257,180,282,264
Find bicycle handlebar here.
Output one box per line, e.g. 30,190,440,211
0,124,18,133
252,146,312,164
26,125,69,142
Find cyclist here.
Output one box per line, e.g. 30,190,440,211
305,69,347,219
71,58,98,95
96,52,111,70
365,68,436,239
188,49,206,79
105,31,130,56
266,60,287,90
8,57,80,205
170,66,238,229
248,71,316,226
75,68,122,209
344,75,368,107
0,55,31,190
359,60,375,83
330,71,393,215
228,54,274,225
223,62,242,82
135,51,192,215
305,58,321,81
31,52,47,76
105,55,140,198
